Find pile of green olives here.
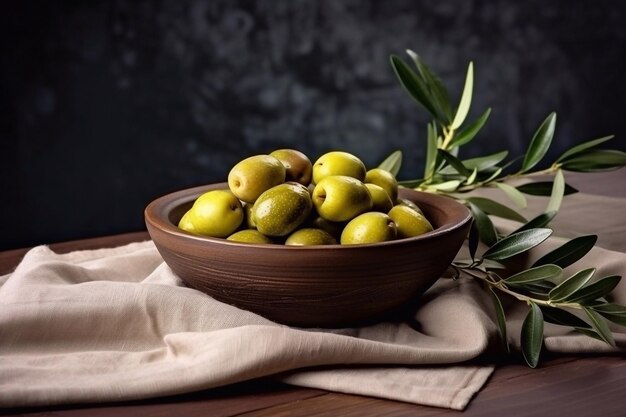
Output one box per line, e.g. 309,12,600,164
178,149,433,245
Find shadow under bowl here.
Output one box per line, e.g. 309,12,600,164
145,183,471,328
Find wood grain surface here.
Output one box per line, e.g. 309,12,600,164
2,169,625,416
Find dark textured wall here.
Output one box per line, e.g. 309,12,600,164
2,0,625,250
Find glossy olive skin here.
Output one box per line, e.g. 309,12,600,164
227,229,274,244
340,212,397,245
285,228,337,246
253,183,312,237
312,175,373,222
312,151,367,184
365,168,399,201
228,155,286,203
365,183,394,213
396,197,424,215
388,205,433,238
178,190,243,238
270,149,313,186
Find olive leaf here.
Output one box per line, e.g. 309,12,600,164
468,202,498,247
560,149,626,172
583,308,616,347
451,61,474,130
424,122,438,179
597,314,626,327
546,169,565,213
519,281,557,296
427,180,461,192
480,167,503,184
488,286,509,352
511,211,557,234
438,149,471,177
390,55,443,122
521,112,557,173
465,197,526,223
521,301,544,368
495,182,527,208
591,304,626,326
591,303,626,314
482,228,552,261
540,305,591,329
516,181,578,196
548,268,596,301
574,328,607,342
505,264,562,284
533,235,598,268
556,135,615,162
450,108,491,148
564,275,621,303
462,150,509,172
465,168,478,185
407,50,453,123
378,150,403,177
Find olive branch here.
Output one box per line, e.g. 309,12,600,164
381,50,626,367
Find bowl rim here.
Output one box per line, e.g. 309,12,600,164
145,182,472,251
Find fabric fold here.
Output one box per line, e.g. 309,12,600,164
0,243,496,409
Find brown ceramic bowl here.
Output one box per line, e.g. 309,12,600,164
145,183,471,328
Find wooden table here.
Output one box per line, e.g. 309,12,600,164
2,169,625,417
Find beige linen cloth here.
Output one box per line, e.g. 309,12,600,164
1,190,625,410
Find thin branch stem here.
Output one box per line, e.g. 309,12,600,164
456,264,583,310
441,126,455,150
455,164,560,193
